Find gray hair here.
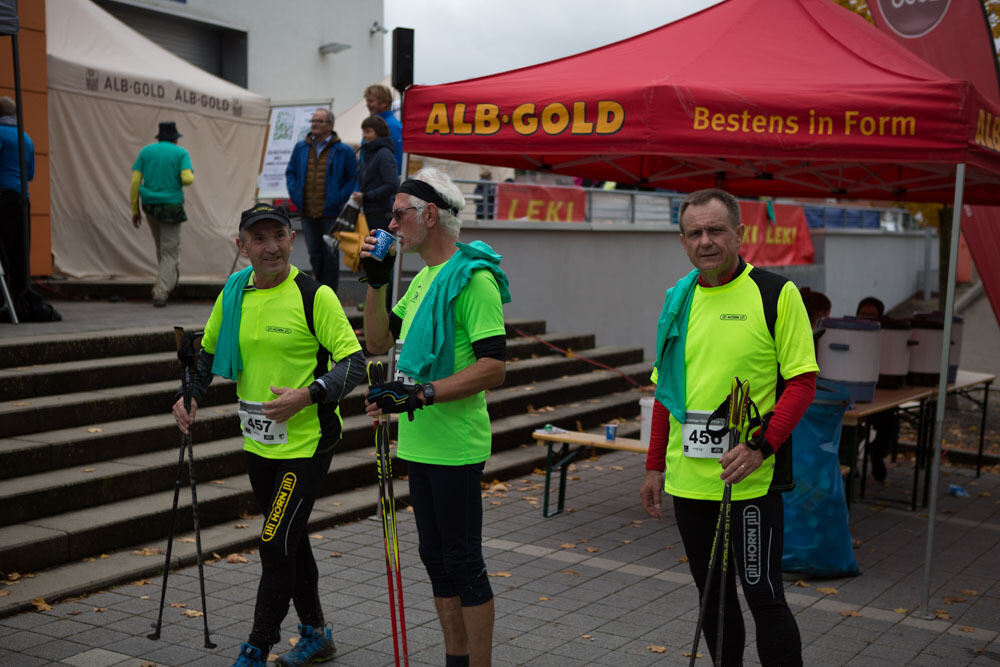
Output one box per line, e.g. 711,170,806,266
404,167,465,237
678,188,740,231
0,96,15,117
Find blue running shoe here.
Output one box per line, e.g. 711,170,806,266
275,624,337,666
232,642,267,667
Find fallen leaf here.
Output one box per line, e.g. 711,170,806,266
665,545,675,550
13,401,29,406
942,596,966,604
678,556,688,563
794,580,811,588
183,609,204,617
309,533,324,539
585,547,600,553
960,589,979,597
169,602,188,608
140,595,151,600
141,662,157,667
611,466,624,471
21,573,35,579
87,427,103,433
577,538,590,543
488,571,512,578
67,610,81,615
816,587,839,595
7,573,21,582
93,607,108,613
489,501,502,506
538,596,550,602
979,491,992,498
559,543,576,550
32,598,51,612
934,609,951,620
227,553,250,564
234,523,249,529
621,539,632,544
841,610,861,617
647,645,668,653
82,467,96,472
179,537,196,544
682,652,703,658
210,480,226,485
0,590,8,598
561,569,579,577
289,636,300,647
82,557,96,563
893,608,908,614
100,554,110,559
131,579,150,586
959,626,975,633
329,552,342,558
581,634,593,640
132,547,163,556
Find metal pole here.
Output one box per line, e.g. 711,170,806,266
919,163,965,619
923,227,933,301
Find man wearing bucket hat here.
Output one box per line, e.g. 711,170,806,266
361,167,510,666
172,202,366,667
639,188,818,665
130,121,194,307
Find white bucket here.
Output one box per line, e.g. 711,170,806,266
877,318,912,389
639,396,654,448
817,317,881,402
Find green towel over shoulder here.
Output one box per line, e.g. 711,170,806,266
652,269,699,423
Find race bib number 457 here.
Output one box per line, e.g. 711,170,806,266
681,410,727,459
238,400,289,446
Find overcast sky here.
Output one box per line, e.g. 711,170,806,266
382,0,721,85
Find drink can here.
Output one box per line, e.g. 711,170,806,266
371,228,395,261
605,423,618,441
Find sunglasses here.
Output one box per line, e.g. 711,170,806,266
391,206,419,222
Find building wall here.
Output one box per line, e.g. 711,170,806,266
0,1,51,275
101,0,386,113
405,221,940,362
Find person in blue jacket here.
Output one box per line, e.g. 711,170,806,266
285,109,357,292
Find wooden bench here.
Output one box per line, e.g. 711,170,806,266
533,429,647,517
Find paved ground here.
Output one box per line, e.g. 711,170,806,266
2,293,998,665
1,448,998,666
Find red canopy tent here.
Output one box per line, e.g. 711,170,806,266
401,0,1000,621
402,0,1000,204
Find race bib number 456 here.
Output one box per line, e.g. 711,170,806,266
238,400,289,446
681,410,727,458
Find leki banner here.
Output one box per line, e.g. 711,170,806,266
494,183,587,222
738,202,814,266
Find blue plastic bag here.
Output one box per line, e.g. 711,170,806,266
782,380,860,577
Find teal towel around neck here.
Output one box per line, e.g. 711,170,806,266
397,240,511,383
652,269,700,423
211,265,254,381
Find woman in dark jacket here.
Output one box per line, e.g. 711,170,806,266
352,115,399,232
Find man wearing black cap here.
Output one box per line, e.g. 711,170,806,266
172,203,366,667
130,121,194,307
362,168,511,667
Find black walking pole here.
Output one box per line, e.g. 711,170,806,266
689,378,749,666
148,327,216,649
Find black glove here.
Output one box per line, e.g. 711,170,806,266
745,430,775,459
367,381,424,421
361,252,394,289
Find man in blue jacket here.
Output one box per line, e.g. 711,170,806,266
285,108,357,292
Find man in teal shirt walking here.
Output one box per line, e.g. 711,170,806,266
131,121,193,307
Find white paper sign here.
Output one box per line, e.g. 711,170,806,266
257,104,331,199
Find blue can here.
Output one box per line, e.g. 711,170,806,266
605,424,617,441
371,228,395,261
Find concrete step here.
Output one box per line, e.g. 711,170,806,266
0,365,649,523
0,387,644,573
0,344,640,440
0,418,638,619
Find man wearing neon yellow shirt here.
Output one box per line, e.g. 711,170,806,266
130,121,193,307
361,168,510,667
640,189,817,666
172,203,365,667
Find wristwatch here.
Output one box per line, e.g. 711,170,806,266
420,382,436,406
308,381,324,404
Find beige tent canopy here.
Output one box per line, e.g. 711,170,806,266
46,0,270,280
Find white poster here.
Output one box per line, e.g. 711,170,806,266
257,103,331,200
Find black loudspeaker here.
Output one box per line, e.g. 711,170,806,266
392,27,414,92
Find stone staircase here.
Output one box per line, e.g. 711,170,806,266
0,310,649,616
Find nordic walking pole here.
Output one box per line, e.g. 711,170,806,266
368,361,406,666
714,378,749,663
688,378,747,666
148,328,216,648
379,393,409,666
